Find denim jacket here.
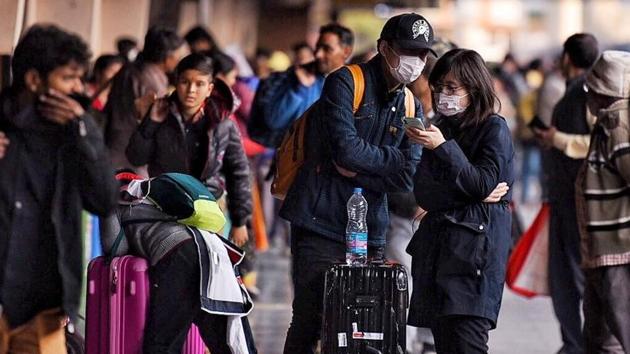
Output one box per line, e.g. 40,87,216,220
280,55,423,246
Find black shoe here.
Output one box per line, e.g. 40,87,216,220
421,343,436,354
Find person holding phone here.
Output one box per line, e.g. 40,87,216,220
126,53,252,248
405,49,514,353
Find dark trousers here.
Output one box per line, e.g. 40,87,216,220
549,202,585,354
431,315,493,354
283,226,346,354
584,265,630,353
283,226,382,353
143,240,232,354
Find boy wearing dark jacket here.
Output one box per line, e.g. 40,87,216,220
126,54,252,246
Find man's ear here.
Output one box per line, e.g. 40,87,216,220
24,69,43,93
343,46,353,61
377,39,385,55
562,53,572,70
207,82,215,97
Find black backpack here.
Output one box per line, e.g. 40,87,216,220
247,70,293,148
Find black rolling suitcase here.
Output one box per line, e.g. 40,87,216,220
321,263,408,354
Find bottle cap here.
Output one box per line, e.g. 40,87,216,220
353,188,362,194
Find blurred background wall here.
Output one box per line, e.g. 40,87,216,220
0,0,629,67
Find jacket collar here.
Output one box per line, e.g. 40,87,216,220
566,74,586,90
0,87,64,135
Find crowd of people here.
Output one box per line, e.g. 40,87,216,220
0,9,629,354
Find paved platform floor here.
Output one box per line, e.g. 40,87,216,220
249,242,562,354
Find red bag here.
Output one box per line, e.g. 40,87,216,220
506,203,550,298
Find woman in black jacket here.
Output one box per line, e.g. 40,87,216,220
405,49,514,353
126,53,251,247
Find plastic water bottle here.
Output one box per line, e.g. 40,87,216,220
346,188,368,265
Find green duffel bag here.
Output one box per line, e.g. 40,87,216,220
142,173,226,233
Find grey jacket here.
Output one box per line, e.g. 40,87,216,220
101,204,192,265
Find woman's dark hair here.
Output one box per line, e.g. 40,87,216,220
175,53,214,78
184,26,217,49
141,26,184,64
92,54,125,83
292,42,312,54
429,48,499,126
12,24,91,90
116,37,137,60
209,51,236,76
563,33,599,69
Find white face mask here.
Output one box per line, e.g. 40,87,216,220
385,45,425,84
437,92,469,116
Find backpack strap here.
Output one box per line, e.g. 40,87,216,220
347,64,365,114
403,87,416,118
347,64,415,118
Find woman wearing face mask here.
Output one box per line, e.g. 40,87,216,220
126,53,252,248
404,49,515,353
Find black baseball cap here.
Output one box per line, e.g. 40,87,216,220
380,13,436,55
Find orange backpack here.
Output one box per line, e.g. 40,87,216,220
271,64,415,200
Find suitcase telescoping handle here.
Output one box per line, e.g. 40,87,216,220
353,295,379,308
365,346,383,354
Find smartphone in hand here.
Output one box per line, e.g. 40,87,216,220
403,117,426,130
528,115,550,131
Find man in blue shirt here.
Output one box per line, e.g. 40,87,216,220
280,13,434,353
249,24,354,147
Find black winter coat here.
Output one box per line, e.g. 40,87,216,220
126,86,252,227
0,89,118,325
407,114,514,328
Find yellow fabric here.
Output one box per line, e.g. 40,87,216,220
552,131,591,159
0,308,67,354
516,91,538,141
179,199,226,233
347,64,364,112
403,87,416,118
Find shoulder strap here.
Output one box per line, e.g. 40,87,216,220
403,87,416,118
347,64,415,118
347,64,365,114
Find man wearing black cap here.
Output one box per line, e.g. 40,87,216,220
279,13,432,353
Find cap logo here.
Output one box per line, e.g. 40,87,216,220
412,19,430,42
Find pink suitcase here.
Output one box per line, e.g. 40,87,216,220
182,324,206,354
85,255,206,354
85,256,150,354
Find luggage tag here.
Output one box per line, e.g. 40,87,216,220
337,333,347,348
351,322,384,341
